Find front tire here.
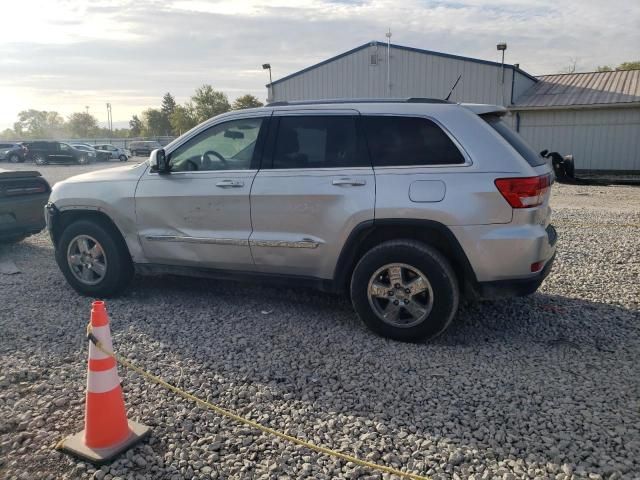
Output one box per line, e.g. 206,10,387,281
78,155,89,165
350,240,459,342
8,154,21,163
119,154,127,162
55,219,133,297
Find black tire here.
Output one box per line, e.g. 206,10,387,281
350,240,459,342
119,155,127,162
55,219,133,297
8,153,21,163
34,153,48,165
77,155,89,165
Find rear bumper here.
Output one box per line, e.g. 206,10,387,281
0,194,48,240
471,252,555,299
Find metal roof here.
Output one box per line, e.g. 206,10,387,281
268,41,538,87
513,70,640,109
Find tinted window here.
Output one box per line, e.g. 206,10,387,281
484,116,545,167
170,117,263,172
362,116,465,167
273,116,364,169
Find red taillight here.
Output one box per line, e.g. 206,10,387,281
531,261,544,272
494,174,552,208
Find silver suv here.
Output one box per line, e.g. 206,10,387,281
46,99,557,341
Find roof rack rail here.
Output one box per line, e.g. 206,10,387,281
266,98,451,107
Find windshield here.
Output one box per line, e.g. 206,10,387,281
484,115,545,167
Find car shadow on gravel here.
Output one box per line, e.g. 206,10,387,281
110,274,639,476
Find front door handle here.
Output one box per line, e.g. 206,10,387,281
332,177,366,186
216,179,244,188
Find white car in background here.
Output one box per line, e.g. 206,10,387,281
94,144,130,162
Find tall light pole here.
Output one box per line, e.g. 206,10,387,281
386,28,392,97
262,63,273,102
106,103,112,137
497,42,507,105
85,106,89,114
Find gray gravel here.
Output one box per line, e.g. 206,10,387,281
0,180,639,480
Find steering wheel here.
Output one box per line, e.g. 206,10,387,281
201,150,228,169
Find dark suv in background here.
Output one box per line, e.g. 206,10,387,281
23,141,92,165
129,141,162,157
0,143,27,163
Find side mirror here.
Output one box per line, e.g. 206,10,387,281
149,149,169,173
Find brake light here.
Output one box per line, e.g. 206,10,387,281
494,174,552,208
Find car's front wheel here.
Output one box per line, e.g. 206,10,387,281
350,240,459,342
8,154,21,163
119,154,127,162
55,219,133,297
77,155,90,165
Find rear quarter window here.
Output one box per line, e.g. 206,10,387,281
484,115,546,167
362,115,465,167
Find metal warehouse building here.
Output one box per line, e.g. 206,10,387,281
267,41,640,173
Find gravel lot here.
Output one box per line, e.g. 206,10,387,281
1,165,639,480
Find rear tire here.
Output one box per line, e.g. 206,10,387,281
119,154,127,162
8,154,20,163
34,154,47,165
55,219,133,297
350,240,459,342
78,155,89,165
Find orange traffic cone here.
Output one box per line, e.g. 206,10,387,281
59,301,150,464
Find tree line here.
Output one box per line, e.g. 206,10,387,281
0,86,263,141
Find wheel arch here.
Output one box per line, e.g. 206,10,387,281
333,219,478,296
50,208,130,260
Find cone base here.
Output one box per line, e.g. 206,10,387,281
59,420,150,465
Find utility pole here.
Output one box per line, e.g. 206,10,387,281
262,63,273,102
497,42,507,106
386,28,392,97
106,103,113,137
85,106,89,114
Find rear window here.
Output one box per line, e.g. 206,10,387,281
362,116,465,167
484,116,545,167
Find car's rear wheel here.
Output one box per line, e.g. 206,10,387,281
350,240,459,342
119,154,127,162
78,155,89,165
55,219,133,297
34,154,47,165
8,154,21,163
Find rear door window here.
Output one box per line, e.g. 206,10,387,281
484,115,545,167
362,116,465,167
271,116,365,169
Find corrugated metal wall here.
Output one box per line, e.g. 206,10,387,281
516,108,640,172
270,44,520,106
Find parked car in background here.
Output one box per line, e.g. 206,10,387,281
46,99,557,341
129,141,162,157
0,168,50,243
23,141,93,165
0,143,27,163
94,144,130,161
70,144,109,162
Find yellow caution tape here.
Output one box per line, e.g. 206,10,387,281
86,324,430,480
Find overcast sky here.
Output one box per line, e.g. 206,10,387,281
1,0,638,130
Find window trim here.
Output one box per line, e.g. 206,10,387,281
361,114,473,169
262,114,371,171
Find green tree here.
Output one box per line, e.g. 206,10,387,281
0,128,17,140
67,112,98,138
232,94,264,110
617,61,640,71
14,110,65,138
191,85,230,123
170,103,198,136
160,92,177,135
596,65,613,72
129,115,143,137
142,108,165,136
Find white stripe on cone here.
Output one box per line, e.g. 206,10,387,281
89,325,115,361
87,367,121,394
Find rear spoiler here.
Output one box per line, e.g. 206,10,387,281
460,103,508,117
0,169,43,179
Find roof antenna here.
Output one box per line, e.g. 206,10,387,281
444,74,462,101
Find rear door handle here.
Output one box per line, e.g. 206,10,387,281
332,177,366,186
216,179,244,188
